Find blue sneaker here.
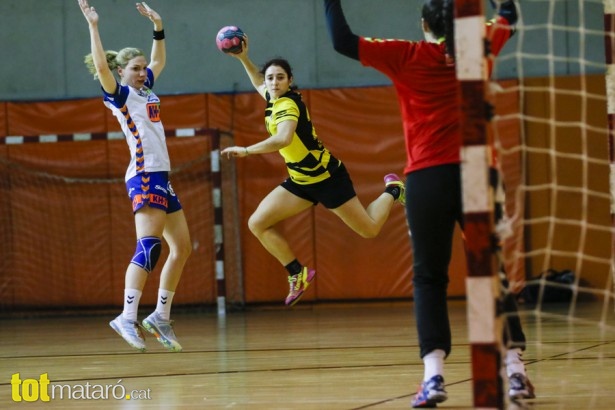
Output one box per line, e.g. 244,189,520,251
411,375,448,408
509,373,535,401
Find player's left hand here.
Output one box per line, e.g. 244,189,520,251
136,2,162,26
221,146,250,159
78,0,99,25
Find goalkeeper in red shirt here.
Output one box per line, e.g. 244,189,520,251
324,0,534,407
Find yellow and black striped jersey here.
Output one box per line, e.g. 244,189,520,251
265,90,340,185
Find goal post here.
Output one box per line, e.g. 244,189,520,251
604,0,615,306
455,0,504,408
210,129,246,316
0,128,243,316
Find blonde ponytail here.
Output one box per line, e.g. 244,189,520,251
83,47,144,80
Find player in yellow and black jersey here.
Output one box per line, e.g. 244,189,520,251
265,88,339,185
221,35,405,307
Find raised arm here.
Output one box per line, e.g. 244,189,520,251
78,0,116,93
323,0,360,61
228,35,266,98
490,0,518,25
136,2,166,79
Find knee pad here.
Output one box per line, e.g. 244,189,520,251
131,236,162,273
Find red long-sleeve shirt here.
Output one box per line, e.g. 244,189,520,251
358,16,513,175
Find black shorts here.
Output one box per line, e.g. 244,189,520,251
281,163,356,209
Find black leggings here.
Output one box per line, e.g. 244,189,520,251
406,164,526,358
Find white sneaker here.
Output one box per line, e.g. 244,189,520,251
109,314,146,352
142,312,182,352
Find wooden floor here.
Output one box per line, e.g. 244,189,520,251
2,300,615,409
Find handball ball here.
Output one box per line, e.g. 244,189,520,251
216,26,245,54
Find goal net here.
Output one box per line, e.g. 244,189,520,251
491,0,614,327
456,0,615,407
0,129,243,316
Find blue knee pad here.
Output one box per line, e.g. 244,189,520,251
131,236,162,273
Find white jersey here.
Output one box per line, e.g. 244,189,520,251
103,68,170,182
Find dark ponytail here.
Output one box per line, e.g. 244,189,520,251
422,0,455,57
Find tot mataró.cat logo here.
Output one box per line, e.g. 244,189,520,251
10,373,151,402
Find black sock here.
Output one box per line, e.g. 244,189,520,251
285,259,303,276
385,185,401,200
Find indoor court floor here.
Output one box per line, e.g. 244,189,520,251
2,300,614,409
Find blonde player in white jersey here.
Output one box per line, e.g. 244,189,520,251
79,0,191,352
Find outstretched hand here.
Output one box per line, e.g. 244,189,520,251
136,2,162,26
78,0,99,25
221,146,250,159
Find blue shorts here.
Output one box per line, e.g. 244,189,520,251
126,172,182,214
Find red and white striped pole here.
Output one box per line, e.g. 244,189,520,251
207,129,227,317
455,0,503,408
604,1,615,299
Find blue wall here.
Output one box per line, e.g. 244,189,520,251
0,0,605,101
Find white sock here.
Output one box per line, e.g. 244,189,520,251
423,349,446,381
122,288,142,322
155,289,175,321
505,348,526,377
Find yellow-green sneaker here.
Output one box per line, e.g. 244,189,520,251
285,267,316,306
384,173,406,205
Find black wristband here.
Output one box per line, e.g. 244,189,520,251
153,29,165,40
